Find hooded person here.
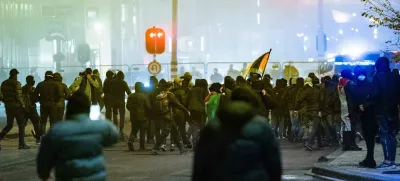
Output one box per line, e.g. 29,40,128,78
92,69,104,109
36,91,118,181
111,71,132,140
320,75,340,146
364,57,400,169
193,87,282,181
187,79,209,148
338,69,362,152
236,76,247,88
35,71,61,138
69,68,99,105
53,72,70,121
284,77,300,142
146,75,160,144
271,78,286,138
297,76,325,151
172,77,192,149
126,82,151,151
22,75,41,144
218,76,236,109
205,83,222,124
103,70,115,120
152,81,190,154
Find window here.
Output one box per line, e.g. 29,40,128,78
87,8,98,28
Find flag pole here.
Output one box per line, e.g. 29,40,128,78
261,48,272,77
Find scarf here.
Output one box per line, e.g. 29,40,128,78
338,78,349,91
204,91,217,103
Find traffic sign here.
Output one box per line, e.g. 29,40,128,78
145,27,166,54
148,61,162,75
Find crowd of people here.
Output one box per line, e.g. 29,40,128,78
0,56,398,180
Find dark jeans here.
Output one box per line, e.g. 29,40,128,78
24,107,40,140
129,118,146,149
40,103,57,137
376,114,399,162
0,107,26,145
55,106,65,122
113,100,125,130
307,111,321,145
189,111,205,146
153,118,182,150
272,115,285,138
361,112,378,161
175,114,190,145
104,96,115,120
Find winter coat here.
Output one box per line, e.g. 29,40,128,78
54,81,70,108
36,114,118,181
70,76,99,102
1,77,25,108
126,92,151,121
111,79,131,101
366,58,400,116
320,81,337,116
35,79,61,106
22,84,38,110
193,102,282,181
155,92,188,120
271,87,285,116
173,87,190,117
188,86,208,113
283,85,298,110
103,78,114,105
296,85,321,112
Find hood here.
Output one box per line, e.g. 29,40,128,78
224,76,236,90
236,76,246,85
209,83,222,93
217,101,256,127
376,57,390,72
116,71,125,80
297,77,304,87
53,73,62,82
332,74,340,85
304,77,313,87
341,69,353,79
150,76,159,87
135,82,144,93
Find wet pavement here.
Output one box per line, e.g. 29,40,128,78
0,136,335,181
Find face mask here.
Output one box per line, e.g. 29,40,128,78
358,75,366,81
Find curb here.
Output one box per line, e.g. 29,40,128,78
311,166,383,181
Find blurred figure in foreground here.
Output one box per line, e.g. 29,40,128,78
193,87,282,181
37,91,118,181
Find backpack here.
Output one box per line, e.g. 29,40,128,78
154,91,171,114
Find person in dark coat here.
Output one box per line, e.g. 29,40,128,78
22,75,41,144
297,78,324,151
363,57,400,169
126,82,151,151
187,79,209,148
146,76,159,144
36,91,118,181
219,76,236,109
320,76,338,146
103,70,115,120
271,79,286,138
35,71,61,138
192,87,282,181
0,69,30,150
152,81,190,154
173,79,192,148
350,67,377,168
53,73,70,122
111,71,131,140
92,69,104,110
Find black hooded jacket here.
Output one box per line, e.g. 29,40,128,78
366,57,400,115
126,82,151,121
188,79,209,113
111,72,131,101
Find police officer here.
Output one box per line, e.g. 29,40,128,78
35,71,61,138
0,69,30,150
22,75,41,144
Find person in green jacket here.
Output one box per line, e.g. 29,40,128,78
205,83,222,124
